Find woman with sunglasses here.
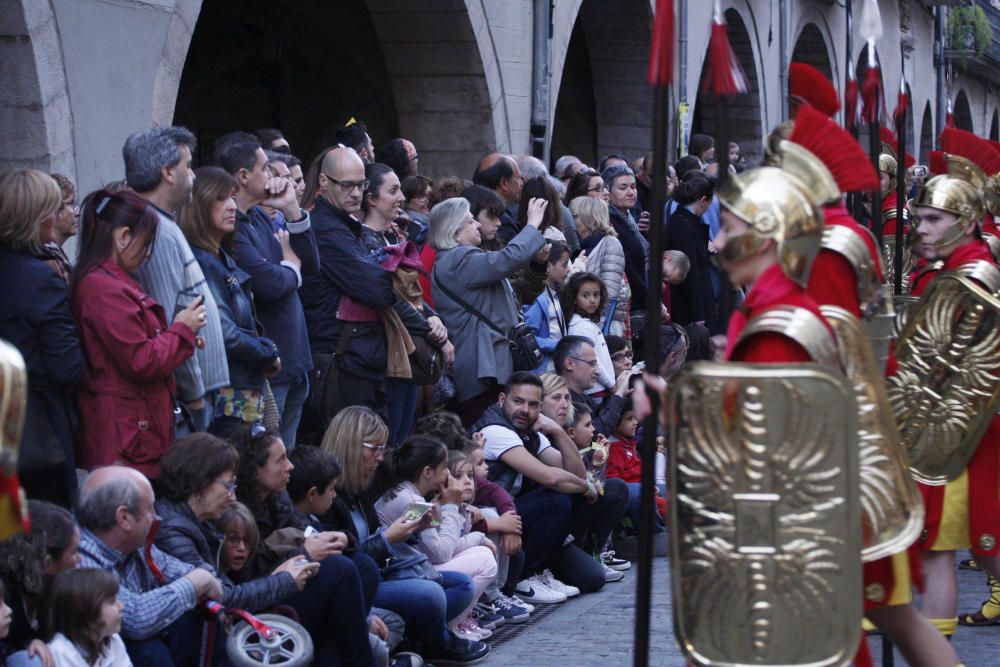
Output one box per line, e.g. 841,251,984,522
153,433,317,615
321,406,489,665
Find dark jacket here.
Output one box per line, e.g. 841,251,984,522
570,389,625,439
299,197,395,380
242,491,309,576
358,225,433,341
321,488,393,567
608,206,648,308
192,247,278,392
495,210,520,246
154,497,298,612
666,205,717,329
232,205,318,384
0,245,81,475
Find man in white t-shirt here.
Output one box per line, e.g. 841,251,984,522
472,372,625,602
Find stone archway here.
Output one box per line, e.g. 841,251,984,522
954,90,974,133
549,0,654,166
791,23,834,81
691,8,764,164
173,0,500,178
919,102,934,164
0,1,75,178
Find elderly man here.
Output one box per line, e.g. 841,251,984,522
77,466,227,665
125,127,228,433
299,147,395,427
473,153,523,244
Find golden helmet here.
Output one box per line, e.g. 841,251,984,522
944,153,987,190
762,121,794,167
985,173,1000,216
909,174,983,250
717,148,826,287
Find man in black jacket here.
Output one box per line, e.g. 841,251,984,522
473,153,523,245
299,147,395,426
554,336,630,438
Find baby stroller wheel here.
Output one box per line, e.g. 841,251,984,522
225,613,313,667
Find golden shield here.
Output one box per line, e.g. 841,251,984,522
887,273,1000,485
670,363,861,667
821,306,924,561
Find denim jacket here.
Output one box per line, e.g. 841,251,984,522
193,246,278,392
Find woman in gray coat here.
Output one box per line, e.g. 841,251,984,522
430,196,548,425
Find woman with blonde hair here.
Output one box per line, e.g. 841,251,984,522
539,373,574,429
569,196,628,335
0,169,82,506
319,407,489,665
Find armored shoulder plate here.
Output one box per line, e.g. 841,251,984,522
822,225,883,315
820,306,924,562
887,273,1000,484
736,306,839,367
954,260,1000,295
985,233,1000,264
670,363,861,666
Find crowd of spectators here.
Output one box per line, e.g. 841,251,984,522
0,120,729,665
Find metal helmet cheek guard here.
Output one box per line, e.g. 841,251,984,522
717,146,826,287
909,174,983,251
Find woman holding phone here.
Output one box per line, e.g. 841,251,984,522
73,189,205,480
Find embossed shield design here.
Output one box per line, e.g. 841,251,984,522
670,363,861,667
887,273,1000,485
821,306,924,562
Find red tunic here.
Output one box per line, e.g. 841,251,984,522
983,214,999,236
912,238,1000,556
807,207,919,611
725,263,826,363
881,192,907,237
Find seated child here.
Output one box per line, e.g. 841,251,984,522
524,242,571,372
605,399,666,533
375,436,499,644
452,446,531,625
287,446,409,667
45,568,132,667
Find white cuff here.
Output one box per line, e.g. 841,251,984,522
286,211,311,233
280,260,303,287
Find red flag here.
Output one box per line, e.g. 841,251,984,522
647,0,675,86
845,62,860,131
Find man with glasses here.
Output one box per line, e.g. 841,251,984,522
554,335,631,437
218,131,319,449
299,146,395,429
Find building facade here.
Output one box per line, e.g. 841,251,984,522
3,0,999,197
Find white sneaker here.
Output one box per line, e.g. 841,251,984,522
603,562,625,582
514,574,567,604
450,622,482,643
464,616,492,640
539,569,580,597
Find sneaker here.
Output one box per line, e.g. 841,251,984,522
601,550,632,571
423,635,489,666
500,591,534,612
389,652,424,667
450,622,482,643
514,574,567,604
492,593,531,623
603,562,625,582
539,569,580,597
464,616,492,640
472,602,504,630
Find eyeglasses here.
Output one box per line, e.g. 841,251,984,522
587,185,608,193
216,478,238,497
324,174,369,193
362,442,388,456
224,533,249,547
611,350,634,361
569,356,599,368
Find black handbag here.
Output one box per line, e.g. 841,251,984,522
432,274,543,372
408,335,444,385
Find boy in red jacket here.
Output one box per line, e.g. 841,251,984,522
606,401,666,530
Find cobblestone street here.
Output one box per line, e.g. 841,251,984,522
482,554,1000,666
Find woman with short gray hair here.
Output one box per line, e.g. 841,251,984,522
430,196,548,425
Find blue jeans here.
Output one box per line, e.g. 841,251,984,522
385,378,419,445
286,553,375,666
373,571,474,650
124,610,230,666
625,482,665,533
514,486,573,576
5,651,43,667
271,372,309,449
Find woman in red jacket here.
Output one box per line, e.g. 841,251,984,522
73,190,206,479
